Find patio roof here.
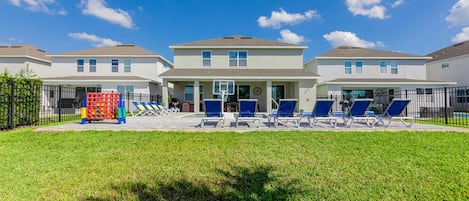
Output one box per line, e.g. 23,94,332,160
160,69,320,81
322,78,456,85
42,76,159,84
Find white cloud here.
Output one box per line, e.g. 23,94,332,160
278,29,305,44
8,0,66,15
391,0,404,8
323,31,383,48
345,0,389,19
258,8,319,29
446,0,469,26
80,0,135,29
68,32,122,47
451,27,469,43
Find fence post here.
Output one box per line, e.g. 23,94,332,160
8,80,15,129
58,85,62,122
444,87,448,125
127,91,130,113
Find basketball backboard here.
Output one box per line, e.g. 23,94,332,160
213,80,235,95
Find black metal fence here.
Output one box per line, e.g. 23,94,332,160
2,84,469,130
320,86,469,127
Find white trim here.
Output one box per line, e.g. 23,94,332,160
170,46,307,49
315,56,432,60
321,81,456,85
228,50,248,67
0,55,51,64
48,54,174,67
161,76,320,80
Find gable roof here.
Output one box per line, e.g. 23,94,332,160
170,35,307,49
426,40,469,63
0,44,50,63
50,44,158,57
314,46,430,60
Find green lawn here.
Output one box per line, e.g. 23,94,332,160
1,129,468,200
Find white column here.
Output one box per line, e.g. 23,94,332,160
194,80,200,113
266,80,272,113
162,79,168,107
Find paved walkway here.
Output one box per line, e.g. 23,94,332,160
34,112,469,133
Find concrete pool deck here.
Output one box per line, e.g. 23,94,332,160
33,112,469,133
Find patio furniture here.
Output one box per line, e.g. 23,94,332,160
268,99,300,127
235,99,261,128
131,101,148,116
300,99,337,128
333,99,375,128
373,98,414,127
200,99,225,128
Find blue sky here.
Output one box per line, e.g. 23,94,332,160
1,0,469,62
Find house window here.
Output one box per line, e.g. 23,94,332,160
442,63,449,68
112,59,118,72
89,59,96,72
417,88,433,102
379,61,387,74
117,85,134,99
355,61,363,74
163,63,169,69
77,59,84,72
456,89,469,103
124,59,131,72
239,51,247,66
184,85,204,101
229,50,247,67
391,61,398,74
202,51,211,67
344,61,352,74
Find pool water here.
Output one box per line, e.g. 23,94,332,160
182,113,268,118
453,112,469,118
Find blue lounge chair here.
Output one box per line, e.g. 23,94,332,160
300,99,337,128
132,101,148,116
333,99,375,128
201,99,225,128
373,98,414,127
268,99,299,127
236,99,260,128
140,101,159,116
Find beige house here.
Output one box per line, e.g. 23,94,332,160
160,36,319,113
0,44,51,77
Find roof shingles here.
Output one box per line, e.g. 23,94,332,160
171,35,305,48
317,46,427,58
426,40,469,63
0,44,50,62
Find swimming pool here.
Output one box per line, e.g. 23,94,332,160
181,113,268,118
453,112,469,118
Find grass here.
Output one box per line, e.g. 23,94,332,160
0,129,468,200
416,118,469,128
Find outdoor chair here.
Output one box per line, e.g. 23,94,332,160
200,99,225,128
131,101,148,116
140,101,159,116
235,99,261,128
300,99,337,128
373,98,414,127
333,99,376,128
149,101,169,115
268,99,300,127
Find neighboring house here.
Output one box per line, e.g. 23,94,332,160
160,35,319,113
43,44,173,109
0,44,51,77
426,40,469,111
304,46,454,114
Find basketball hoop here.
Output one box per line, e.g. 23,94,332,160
213,80,235,113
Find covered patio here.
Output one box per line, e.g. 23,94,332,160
160,69,320,113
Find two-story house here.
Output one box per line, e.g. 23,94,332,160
42,44,173,105
160,35,319,113
0,44,51,77
304,46,454,113
426,40,469,111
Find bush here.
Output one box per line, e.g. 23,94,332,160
0,77,42,129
